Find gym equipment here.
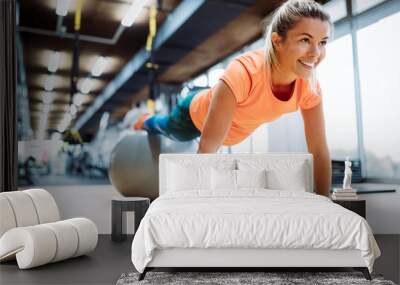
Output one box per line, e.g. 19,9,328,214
108,132,197,200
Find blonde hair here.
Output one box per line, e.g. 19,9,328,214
264,0,332,94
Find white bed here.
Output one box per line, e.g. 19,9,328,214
131,153,380,280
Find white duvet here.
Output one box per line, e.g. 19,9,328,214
131,190,380,273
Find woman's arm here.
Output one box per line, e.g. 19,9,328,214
197,80,236,153
301,103,332,196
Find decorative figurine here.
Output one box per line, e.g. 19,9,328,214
342,156,352,190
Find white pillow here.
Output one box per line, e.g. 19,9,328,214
237,159,308,191
211,168,268,190
211,168,236,190
266,163,307,191
167,162,211,191
236,169,267,189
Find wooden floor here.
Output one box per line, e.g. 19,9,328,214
0,235,398,285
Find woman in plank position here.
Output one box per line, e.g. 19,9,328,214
134,0,332,196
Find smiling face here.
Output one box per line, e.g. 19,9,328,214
272,18,331,84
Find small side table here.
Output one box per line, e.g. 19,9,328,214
332,199,366,219
112,197,150,242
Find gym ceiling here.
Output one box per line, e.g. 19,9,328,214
19,0,327,141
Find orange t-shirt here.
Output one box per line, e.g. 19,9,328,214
189,49,322,146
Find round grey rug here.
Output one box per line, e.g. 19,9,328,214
116,271,396,285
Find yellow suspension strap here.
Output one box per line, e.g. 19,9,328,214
146,98,155,114
70,0,83,107
63,129,83,145
74,0,82,32
146,5,158,52
146,4,159,114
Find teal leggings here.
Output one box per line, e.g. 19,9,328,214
143,89,204,141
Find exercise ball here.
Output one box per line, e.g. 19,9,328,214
108,132,197,200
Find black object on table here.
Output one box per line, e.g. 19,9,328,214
112,197,150,242
332,199,366,219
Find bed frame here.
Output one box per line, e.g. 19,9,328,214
138,154,372,281
140,248,371,280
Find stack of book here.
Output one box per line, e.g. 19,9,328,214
332,188,358,200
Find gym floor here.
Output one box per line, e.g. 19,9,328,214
0,235,398,285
